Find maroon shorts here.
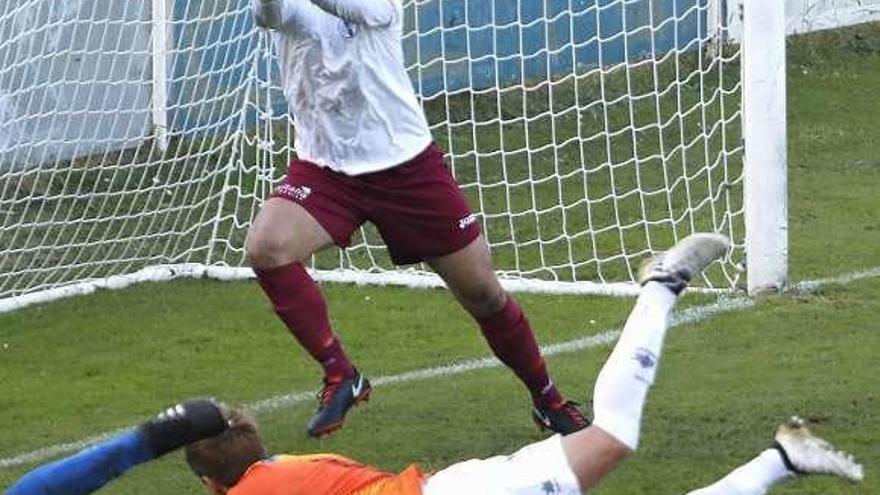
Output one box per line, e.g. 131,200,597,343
270,143,481,265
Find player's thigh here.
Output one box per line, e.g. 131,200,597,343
246,198,334,267
426,234,507,318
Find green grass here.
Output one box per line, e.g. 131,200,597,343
785,25,880,279
2,22,880,495
0,270,878,494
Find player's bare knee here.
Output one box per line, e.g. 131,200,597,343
245,229,301,269
461,280,507,318
244,233,275,268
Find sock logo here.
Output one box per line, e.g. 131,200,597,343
633,347,657,369
541,479,561,494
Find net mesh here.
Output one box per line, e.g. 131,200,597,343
3,0,837,304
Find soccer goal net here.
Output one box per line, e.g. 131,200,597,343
1,0,868,311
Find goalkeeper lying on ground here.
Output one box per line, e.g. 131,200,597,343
5,234,864,495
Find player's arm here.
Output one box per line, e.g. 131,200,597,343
5,400,227,495
307,0,397,28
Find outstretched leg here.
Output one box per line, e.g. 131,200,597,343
686,417,863,495
685,450,792,495
6,400,226,495
561,233,731,491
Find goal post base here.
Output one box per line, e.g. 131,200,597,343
0,263,729,315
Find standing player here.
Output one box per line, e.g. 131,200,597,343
6,234,865,495
246,0,585,437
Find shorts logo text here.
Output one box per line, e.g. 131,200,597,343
276,184,312,202
458,213,477,230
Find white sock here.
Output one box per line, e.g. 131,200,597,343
685,449,794,495
591,282,677,450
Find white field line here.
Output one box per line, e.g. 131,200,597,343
791,265,880,292
247,295,754,415
1,267,877,471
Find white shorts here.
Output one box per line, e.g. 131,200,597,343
422,435,582,495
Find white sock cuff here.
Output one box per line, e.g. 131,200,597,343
728,449,793,494
591,411,640,451
641,281,678,310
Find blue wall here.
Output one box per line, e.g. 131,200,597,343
407,0,707,97
0,1,152,169
166,0,708,133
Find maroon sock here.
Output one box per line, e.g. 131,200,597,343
477,296,564,408
254,262,355,382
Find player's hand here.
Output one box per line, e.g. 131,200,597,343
139,398,229,457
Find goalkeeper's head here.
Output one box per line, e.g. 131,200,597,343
185,407,267,494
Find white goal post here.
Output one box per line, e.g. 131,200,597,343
741,0,788,294
0,0,867,312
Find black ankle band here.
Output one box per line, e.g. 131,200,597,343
645,275,686,295
773,441,807,476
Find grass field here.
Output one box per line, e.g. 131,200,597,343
2,24,880,495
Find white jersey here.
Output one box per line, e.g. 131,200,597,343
253,0,433,175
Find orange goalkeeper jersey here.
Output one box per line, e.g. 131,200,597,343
228,454,425,495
